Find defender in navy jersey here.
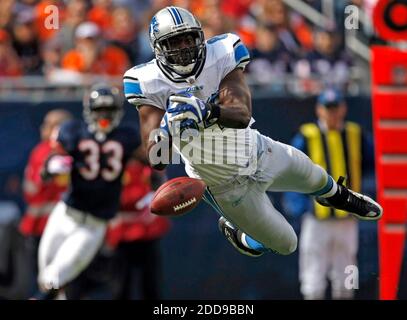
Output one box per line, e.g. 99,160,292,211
35,84,140,298
58,119,139,220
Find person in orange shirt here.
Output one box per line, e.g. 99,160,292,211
61,22,130,76
87,0,114,32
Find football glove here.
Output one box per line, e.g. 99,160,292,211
41,154,73,181
160,108,199,138
47,155,73,175
168,94,211,124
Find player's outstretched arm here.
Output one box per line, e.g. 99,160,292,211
138,105,168,170
217,68,252,129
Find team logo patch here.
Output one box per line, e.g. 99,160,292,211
179,85,204,94
150,16,159,34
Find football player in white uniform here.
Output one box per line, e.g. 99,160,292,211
123,6,382,257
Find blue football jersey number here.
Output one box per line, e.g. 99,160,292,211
78,140,124,181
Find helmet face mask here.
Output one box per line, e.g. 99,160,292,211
89,107,119,132
83,85,123,139
160,32,202,66
150,7,206,77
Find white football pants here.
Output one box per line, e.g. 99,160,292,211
38,201,107,290
207,134,329,255
299,214,358,300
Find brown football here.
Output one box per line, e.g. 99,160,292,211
150,177,206,216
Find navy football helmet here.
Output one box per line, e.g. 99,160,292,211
83,84,123,138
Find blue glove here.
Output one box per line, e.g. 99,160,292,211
159,111,199,140
167,93,211,125
159,112,172,140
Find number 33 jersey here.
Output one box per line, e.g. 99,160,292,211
57,119,140,220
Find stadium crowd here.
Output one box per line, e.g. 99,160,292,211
0,0,375,89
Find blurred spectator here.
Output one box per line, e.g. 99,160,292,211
221,0,253,20
19,109,73,298
290,12,314,52
112,0,151,22
0,0,16,30
87,0,114,32
0,29,23,77
41,0,89,79
104,6,143,64
294,28,352,88
240,0,302,54
50,0,88,56
258,0,301,55
41,40,64,78
200,3,230,40
61,22,130,76
11,11,43,75
20,109,73,238
248,24,294,84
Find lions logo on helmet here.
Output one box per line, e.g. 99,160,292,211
83,84,124,141
150,16,159,35
149,6,206,79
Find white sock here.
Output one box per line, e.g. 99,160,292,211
318,177,338,198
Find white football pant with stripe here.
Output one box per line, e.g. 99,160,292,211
37,201,107,290
206,134,329,255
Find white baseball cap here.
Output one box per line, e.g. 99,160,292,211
75,22,101,39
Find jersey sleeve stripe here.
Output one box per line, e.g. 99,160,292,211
234,43,250,65
124,81,142,95
123,76,139,81
233,39,241,48
236,58,250,69
126,94,147,99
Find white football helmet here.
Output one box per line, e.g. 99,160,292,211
149,6,206,78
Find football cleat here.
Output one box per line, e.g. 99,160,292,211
316,176,383,221
218,217,264,257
